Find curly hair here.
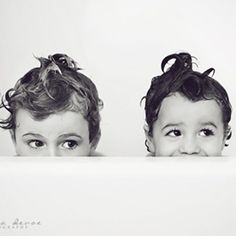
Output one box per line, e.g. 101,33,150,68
0,53,103,146
142,52,232,147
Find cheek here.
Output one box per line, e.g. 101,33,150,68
70,150,91,156
153,137,178,156
14,133,36,156
204,147,222,156
199,137,224,156
14,140,30,156
61,143,92,156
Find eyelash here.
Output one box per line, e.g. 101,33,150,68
60,140,79,150
165,128,215,137
27,140,80,150
27,140,45,149
166,129,181,137
199,128,214,136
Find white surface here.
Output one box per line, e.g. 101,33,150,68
0,0,236,156
0,156,236,236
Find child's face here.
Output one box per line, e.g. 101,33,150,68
145,92,226,156
13,109,94,156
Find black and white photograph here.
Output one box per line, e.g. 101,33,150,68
0,0,236,235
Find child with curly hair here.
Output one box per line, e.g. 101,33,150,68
142,52,232,156
0,53,103,156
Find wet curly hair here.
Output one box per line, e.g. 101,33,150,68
0,53,103,147
142,52,232,149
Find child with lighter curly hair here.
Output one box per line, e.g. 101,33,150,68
0,53,103,156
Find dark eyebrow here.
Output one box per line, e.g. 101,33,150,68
22,133,44,138
200,122,218,128
161,123,183,131
58,133,83,139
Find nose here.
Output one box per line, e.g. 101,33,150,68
46,145,60,156
179,135,200,156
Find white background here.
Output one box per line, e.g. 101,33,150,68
0,0,235,156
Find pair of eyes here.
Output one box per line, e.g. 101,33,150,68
166,128,214,137
27,140,79,150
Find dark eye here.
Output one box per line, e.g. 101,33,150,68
200,129,214,137
166,129,182,137
28,140,45,149
61,140,78,150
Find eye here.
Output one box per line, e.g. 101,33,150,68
166,129,182,137
61,140,79,150
28,140,45,149
199,128,214,137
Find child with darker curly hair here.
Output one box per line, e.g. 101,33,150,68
142,52,232,156
0,53,103,156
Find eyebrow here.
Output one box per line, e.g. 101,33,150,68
22,133,83,139
58,133,83,139
161,121,218,131
161,123,183,131
199,122,218,128
22,133,44,138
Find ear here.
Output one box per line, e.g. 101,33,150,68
89,132,100,155
90,142,97,154
223,125,232,149
143,124,155,154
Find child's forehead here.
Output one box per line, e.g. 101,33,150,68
15,109,87,127
157,93,224,124
14,109,90,140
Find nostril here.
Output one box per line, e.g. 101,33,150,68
180,151,200,156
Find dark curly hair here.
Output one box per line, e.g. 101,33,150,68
142,52,232,149
0,53,103,147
